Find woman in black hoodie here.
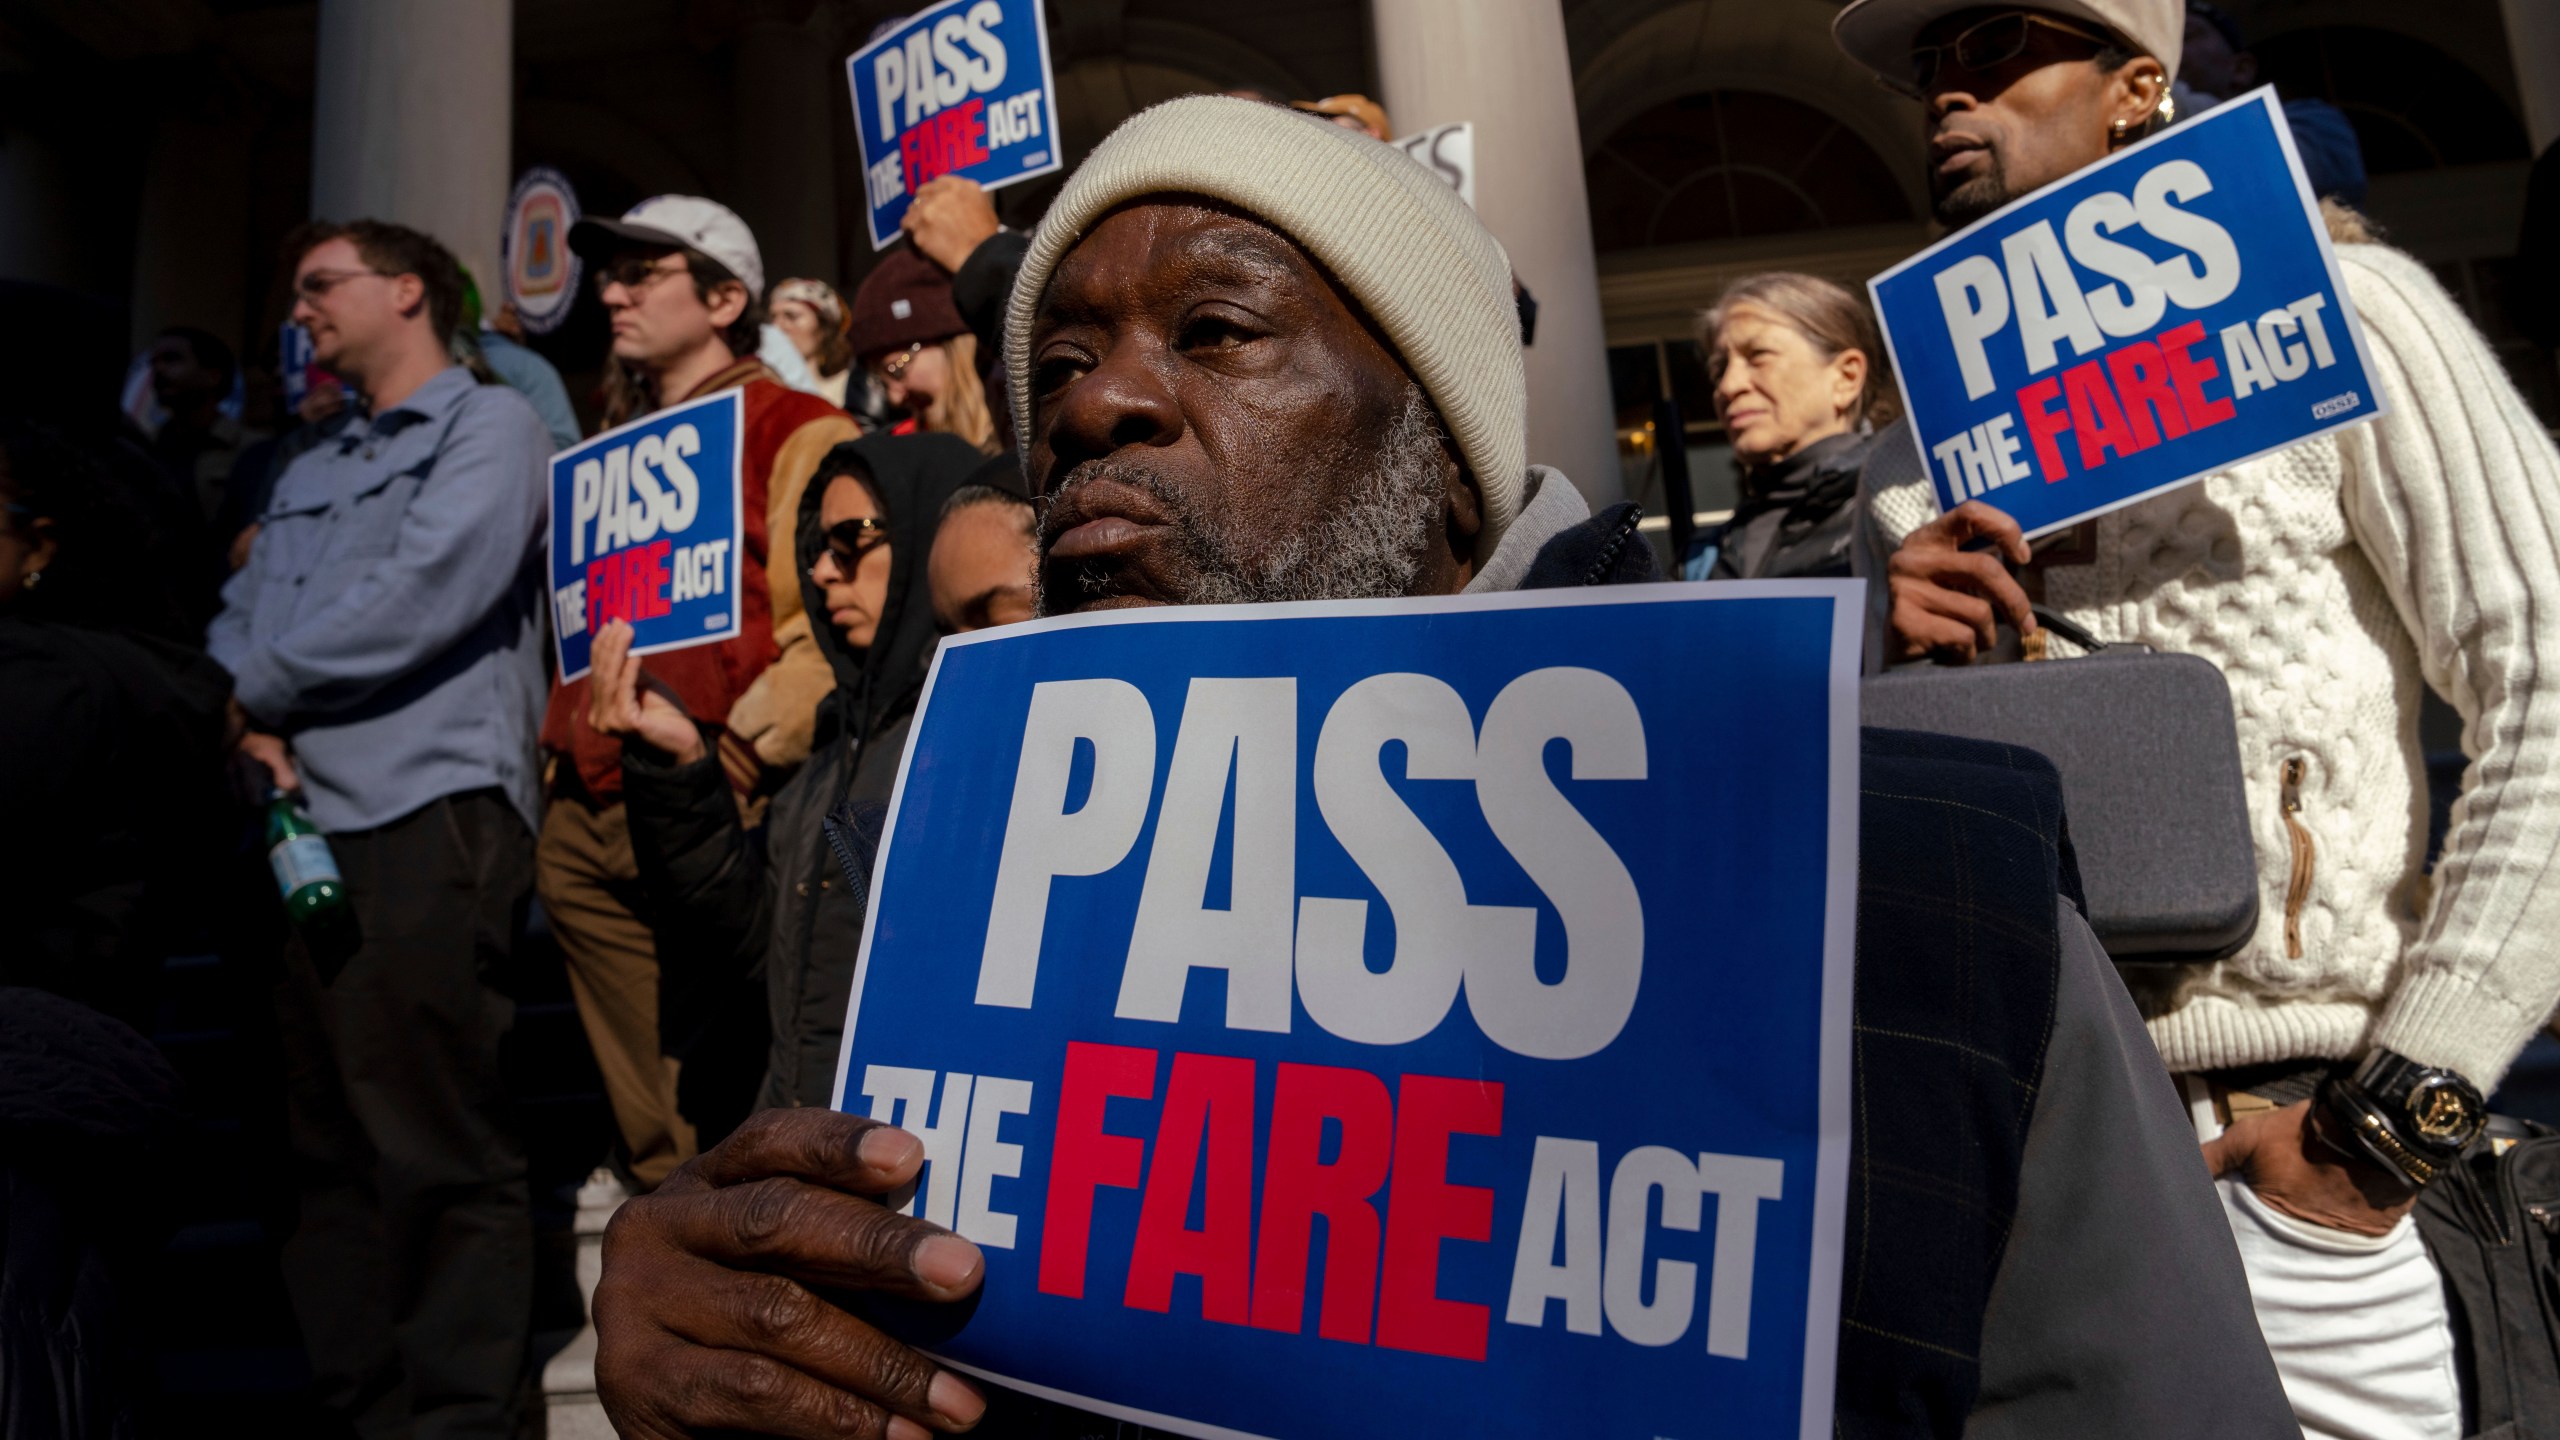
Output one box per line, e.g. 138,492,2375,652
592,433,984,1113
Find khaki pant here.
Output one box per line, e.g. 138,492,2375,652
536,793,696,1189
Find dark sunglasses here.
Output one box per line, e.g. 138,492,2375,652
593,254,688,298
1891,10,2116,98
823,516,889,570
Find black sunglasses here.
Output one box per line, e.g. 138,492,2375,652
593,254,689,298
823,516,889,570
1890,11,2116,98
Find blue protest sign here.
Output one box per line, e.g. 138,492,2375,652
547,390,743,682
278,322,315,412
833,582,1860,1439
845,0,1062,250
1869,88,2384,538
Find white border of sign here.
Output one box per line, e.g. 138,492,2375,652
830,578,1861,1440
502,165,583,337
547,388,748,683
844,0,1067,251
1865,87,2387,540
1390,121,1475,210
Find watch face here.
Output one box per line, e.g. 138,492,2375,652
2408,1076,2485,1147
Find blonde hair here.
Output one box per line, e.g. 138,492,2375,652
1698,272,1899,431
925,332,1001,456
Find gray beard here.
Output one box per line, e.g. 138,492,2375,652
1036,384,1450,614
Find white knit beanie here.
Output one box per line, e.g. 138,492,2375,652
1005,94,1528,560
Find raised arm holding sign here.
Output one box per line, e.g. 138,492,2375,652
846,0,1063,251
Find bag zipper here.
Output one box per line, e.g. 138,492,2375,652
2280,756,2315,959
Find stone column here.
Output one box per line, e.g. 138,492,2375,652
132,115,255,353
733,6,844,288
311,0,514,299
1372,0,1622,506
0,123,83,291
2502,0,2560,154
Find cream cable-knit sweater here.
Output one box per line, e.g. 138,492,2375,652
1862,243,2560,1086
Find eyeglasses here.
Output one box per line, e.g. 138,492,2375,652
823,516,889,571
1889,10,2116,98
594,255,689,299
295,268,387,301
874,341,927,383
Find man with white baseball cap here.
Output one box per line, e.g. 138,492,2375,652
540,197,856,1189
1839,4,2560,1438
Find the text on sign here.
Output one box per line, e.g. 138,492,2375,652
974,668,1649,1061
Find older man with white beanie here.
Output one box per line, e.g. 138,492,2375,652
997,94,1642,603
581,94,2300,1440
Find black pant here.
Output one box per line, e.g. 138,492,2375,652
272,789,534,1440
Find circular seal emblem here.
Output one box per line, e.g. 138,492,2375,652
502,166,582,336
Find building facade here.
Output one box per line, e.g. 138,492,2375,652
3,0,2551,518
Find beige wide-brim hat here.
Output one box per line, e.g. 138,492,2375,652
1833,0,2183,87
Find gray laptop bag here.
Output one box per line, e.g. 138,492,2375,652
1861,619,2259,963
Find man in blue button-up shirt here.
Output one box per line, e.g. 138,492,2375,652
208,218,551,1440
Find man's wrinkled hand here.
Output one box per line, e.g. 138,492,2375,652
2203,1098,2417,1237
595,1108,990,1440
588,619,709,764
900,177,1002,274
1886,500,2037,664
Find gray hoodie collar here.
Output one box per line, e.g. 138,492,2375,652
1464,466,1590,594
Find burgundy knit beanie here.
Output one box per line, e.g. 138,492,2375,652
846,246,969,361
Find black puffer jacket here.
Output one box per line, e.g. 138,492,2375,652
626,434,983,1111
1706,428,1876,580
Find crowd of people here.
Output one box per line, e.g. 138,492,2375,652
4,0,2557,1437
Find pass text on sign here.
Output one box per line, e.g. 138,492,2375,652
845,0,1063,250
547,389,744,682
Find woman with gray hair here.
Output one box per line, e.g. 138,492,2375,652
1696,272,1898,579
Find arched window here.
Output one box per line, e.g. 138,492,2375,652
2250,26,2527,173
1584,90,1912,254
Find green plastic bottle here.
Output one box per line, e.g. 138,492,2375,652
264,788,353,932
